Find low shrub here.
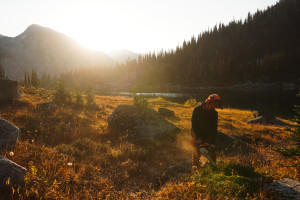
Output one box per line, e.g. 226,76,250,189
190,163,262,198
133,94,149,108
57,138,109,162
184,98,199,107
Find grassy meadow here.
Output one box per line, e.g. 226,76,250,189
0,88,298,199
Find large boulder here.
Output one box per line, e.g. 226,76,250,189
0,156,27,186
158,108,175,117
253,110,274,120
268,118,286,126
216,131,260,157
36,101,56,112
268,178,300,200
0,118,21,151
107,104,178,138
247,116,267,125
0,78,20,101
247,110,285,126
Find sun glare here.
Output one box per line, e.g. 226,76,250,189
53,2,146,53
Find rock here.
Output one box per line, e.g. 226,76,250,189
0,78,20,101
269,118,286,126
107,104,178,138
0,118,21,151
253,111,274,122
247,116,267,124
158,108,175,117
216,131,260,157
269,178,300,200
249,111,285,126
36,101,55,111
0,156,27,186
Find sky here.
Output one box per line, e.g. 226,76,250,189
0,0,279,54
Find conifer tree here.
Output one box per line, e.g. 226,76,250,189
85,82,95,108
31,69,39,88
24,72,31,88
27,72,31,87
24,72,27,87
40,73,47,88
46,74,51,88
53,79,70,106
75,87,84,109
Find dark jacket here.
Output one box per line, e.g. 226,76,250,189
191,102,218,144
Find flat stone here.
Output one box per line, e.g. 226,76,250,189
269,178,300,200
247,116,267,124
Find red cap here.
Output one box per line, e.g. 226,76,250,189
205,94,222,109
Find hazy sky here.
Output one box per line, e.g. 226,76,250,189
1,0,279,54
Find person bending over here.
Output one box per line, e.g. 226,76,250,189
190,94,222,170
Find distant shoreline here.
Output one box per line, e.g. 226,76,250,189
96,81,299,94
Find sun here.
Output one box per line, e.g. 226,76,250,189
53,2,146,53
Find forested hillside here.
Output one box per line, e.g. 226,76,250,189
14,0,300,90
122,0,300,87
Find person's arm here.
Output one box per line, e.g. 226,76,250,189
210,113,218,147
191,107,201,135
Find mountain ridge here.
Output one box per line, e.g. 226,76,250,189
108,49,139,63
0,24,116,80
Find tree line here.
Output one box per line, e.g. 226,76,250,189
19,0,300,91
21,68,97,109
122,0,300,87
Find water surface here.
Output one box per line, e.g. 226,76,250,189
106,88,299,118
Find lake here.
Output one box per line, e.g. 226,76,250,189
105,88,299,118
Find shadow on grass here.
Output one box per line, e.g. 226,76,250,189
191,162,272,198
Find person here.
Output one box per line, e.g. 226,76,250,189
190,94,222,170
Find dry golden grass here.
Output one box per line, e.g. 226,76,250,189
0,90,298,199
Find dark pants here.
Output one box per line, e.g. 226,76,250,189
190,130,216,169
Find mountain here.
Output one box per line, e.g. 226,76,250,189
108,49,139,63
0,24,115,80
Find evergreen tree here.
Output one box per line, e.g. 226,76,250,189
26,72,32,87
40,73,47,88
46,74,51,88
85,82,95,108
75,86,84,109
31,69,39,88
23,72,27,87
40,73,52,89
53,79,71,106
24,72,31,88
